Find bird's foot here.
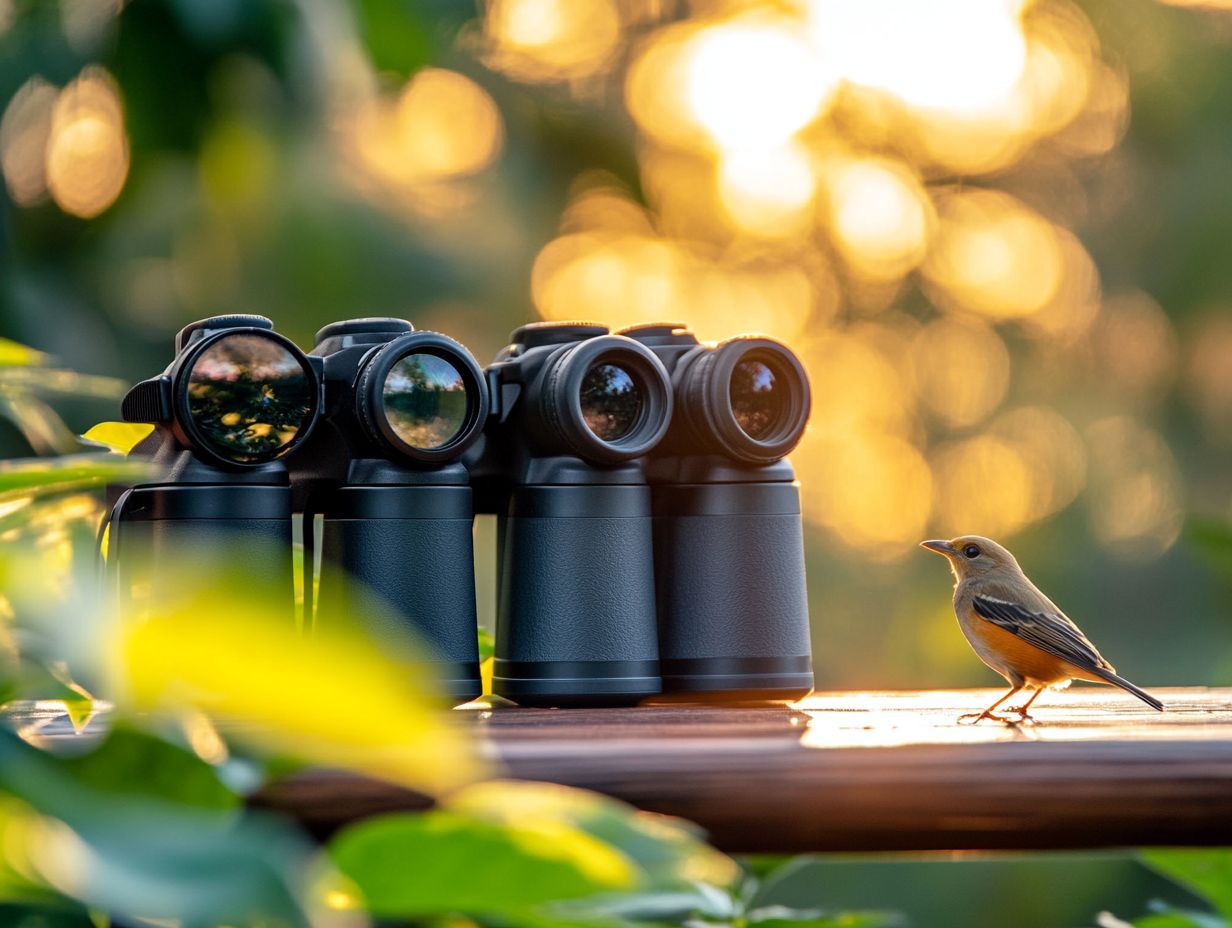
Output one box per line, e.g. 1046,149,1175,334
957,711,1015,725
1006,705,1038,724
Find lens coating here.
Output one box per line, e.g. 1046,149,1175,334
730,357,784,440
382,353,470,450
580,362,642,441
186,334,313,462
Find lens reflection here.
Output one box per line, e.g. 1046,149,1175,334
730,358,782,439
581,362,642,441
186,334,312,462
383,353,469,449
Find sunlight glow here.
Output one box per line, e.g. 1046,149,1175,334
717,142,817,238
922,189,1063,321
822,157,933,280
909,318,1010,429
483,0,622,83
342,68,503,216
808,0,1029,113
0,77,56,207
1084,417,1182,560
45,67,130,218
684,17,835,152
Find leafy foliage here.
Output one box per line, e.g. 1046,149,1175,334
1100,850,1232,928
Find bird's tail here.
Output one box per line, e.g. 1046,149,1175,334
1092,668,1164,711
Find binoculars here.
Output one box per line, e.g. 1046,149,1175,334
105,314,814,707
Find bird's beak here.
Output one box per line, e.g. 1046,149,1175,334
920,539,955,556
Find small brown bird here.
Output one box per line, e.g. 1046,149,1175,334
921,535,1164,723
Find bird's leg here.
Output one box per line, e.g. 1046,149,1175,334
1008,686,1045,721
958,685,1022,725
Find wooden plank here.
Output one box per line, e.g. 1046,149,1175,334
256,687,1232,852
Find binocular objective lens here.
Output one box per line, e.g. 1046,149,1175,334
383,352,470,450
580,362,643,442
730,357,783,440
186,334,313,461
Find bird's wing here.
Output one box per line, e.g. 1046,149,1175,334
972,595,1113,673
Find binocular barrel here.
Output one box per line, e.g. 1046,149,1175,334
108,481,296,616
486,325,674,707
652,478,813,699
307,320,489,701
494,482,661,706
624,324,815,701
316,483,482,700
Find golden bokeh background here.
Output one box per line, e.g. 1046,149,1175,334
1,0,1230,700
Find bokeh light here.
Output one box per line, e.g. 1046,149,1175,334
909,318,1010,429
0,77,56,207
1084,417,1183,560
482,0,623,84
45,67,130,219
341,67,504,215
807,0,1029,113
820,156,933,280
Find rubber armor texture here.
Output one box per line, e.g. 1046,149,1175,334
320,516,479,665
654,508,811,661
117,517,294,614
497,496,660,664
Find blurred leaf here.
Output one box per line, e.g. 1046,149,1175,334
79,423,154,455
0,728,312,926
114,559,484,795
447,780,741,890
0,796,78,909
58,726,238,811
329,809,639,919
748,857,831,910
477,625,494,661
478,625,494,696
0,369,127,400
1142,851,1232,920
747,907,904,928
1187,518,1232,582
0,395,81,456
1125,911,1226,928
0,340,48,368
550,882,736,924
0,904,100,927
354,0,430,78
0,456,151,505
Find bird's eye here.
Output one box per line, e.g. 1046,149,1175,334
963,544,980,559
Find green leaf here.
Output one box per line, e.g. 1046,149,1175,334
354,0,430,78
0,368,127,400
1142,851,1232,921
329,809,639,918
59,726,238,811
748,857,831,910
477,625,495,662
1129,912,1226,928
747,907,904,928
447,780,741,891
549,882,736,924
0,728,311,926
1188,518,1232,582
0,456,152,505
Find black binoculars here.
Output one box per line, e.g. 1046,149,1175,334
106,314,814,707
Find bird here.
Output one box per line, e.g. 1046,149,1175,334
920,535,1164,724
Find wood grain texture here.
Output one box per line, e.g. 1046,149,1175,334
254,686,1232,852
